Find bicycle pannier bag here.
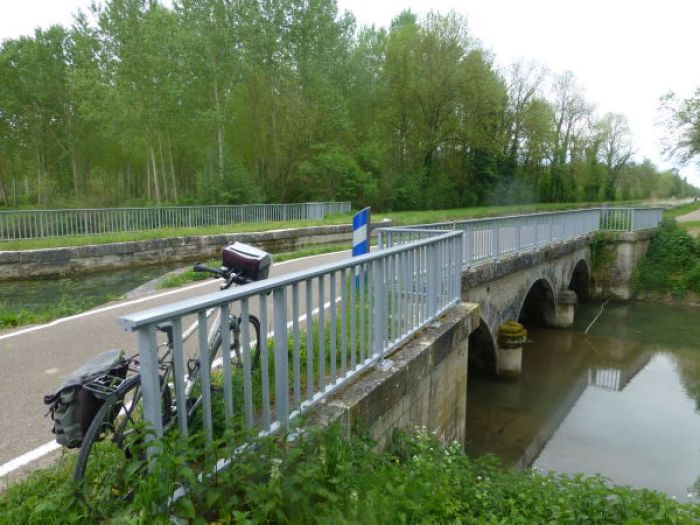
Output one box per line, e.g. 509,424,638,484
44,349,125,448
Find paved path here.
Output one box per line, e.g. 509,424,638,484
0,250,352,478
676,206,700,222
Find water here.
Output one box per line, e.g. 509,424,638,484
465,301,700,501
0,263,185,313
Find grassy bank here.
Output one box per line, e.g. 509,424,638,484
635,218,700,298
1,426,697,523
0,201,618,251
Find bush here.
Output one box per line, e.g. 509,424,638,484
635,218,700,296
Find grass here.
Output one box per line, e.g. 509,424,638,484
0,294,118,331
663,200,700,219
0,201,630,252
2,426,698,523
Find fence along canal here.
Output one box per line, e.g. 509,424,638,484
117,206,662,469
0,202,351,241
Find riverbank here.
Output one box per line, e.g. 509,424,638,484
633,218,700,301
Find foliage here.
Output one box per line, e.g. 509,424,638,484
635,218,700,296
2,426,698,523
0,2,697,210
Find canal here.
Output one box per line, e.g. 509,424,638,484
0,262,185,317
466,301,700,501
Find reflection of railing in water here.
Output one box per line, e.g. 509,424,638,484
588,368,622,391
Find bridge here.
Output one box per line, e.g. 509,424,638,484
115,206,662,465
0,205,662,483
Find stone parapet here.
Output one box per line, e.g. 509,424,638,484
305,303,480,450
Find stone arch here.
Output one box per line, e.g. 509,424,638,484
468,317,497,376
517,277,556,327
568,258,590,299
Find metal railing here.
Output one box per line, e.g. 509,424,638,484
116,205,663,468
378,207,662,267
0,202,351,241
600,207,663,232
118,229,462,451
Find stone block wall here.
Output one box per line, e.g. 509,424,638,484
0,220,391,281
306,303,480,450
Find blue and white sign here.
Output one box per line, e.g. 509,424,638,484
352,207,371,256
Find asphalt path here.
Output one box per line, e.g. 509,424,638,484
676,207,700,222
0,249,352,477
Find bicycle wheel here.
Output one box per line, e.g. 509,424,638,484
74,375,172,492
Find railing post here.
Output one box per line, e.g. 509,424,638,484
373,258,384,358
630,209,636,231
273,288,289,429
427,242,438,320
491,222,499,261
136,326,163,469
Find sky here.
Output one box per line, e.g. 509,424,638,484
1,0,699,186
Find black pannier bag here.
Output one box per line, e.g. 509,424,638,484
222,241,272,281
44,349,126,448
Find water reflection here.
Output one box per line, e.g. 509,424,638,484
465,302,700,501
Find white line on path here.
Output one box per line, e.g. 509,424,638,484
0,441,61,478
0,250,348,478
0,251,345,343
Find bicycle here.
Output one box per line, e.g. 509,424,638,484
66,242,271,492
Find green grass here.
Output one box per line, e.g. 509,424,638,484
0,294,118,331
2,426,698,523
663,200,700,219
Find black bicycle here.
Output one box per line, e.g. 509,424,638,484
65,242,271,492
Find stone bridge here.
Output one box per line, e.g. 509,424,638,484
461,229,654,377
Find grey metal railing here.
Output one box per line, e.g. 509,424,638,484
0,202,351,241
378,208,662,267
116,205,663,470
600,207,663,232
118,228,462,455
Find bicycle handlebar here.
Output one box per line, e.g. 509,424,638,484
192,262,253,289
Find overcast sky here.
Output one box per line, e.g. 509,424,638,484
2,0,699,186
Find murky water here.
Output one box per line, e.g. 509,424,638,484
0,263,185,313
466,301,700,501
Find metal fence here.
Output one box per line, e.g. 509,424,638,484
600,207,663,232
118,228,462,450
378,207,662,267
117,205,662,469
0,202,351,241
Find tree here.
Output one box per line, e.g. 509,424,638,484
660,89,700,164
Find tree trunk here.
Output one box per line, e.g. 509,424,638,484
214,77,225,181
149,144,161,203
168,139,178,202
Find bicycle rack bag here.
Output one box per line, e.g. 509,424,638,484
222,241,272,281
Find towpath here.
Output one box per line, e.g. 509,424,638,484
0,250,351,482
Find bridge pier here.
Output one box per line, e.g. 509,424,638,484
496,321,527,378
552,290,577,329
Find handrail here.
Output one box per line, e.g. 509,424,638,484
0,202,352,241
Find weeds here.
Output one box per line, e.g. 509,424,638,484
635,218,700,297
3,426,698,523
